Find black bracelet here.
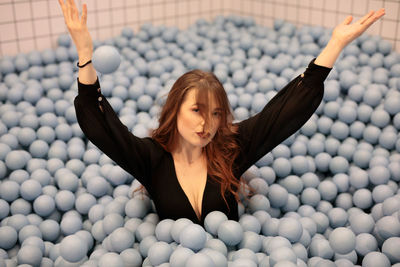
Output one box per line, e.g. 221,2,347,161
77,60,92,68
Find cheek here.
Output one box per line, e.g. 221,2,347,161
177,112,195,132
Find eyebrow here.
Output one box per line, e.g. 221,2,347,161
193,103,222,111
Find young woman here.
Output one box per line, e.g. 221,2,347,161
59,0,385,225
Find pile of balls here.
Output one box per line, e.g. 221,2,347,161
0,15,399,267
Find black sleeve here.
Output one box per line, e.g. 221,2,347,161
74,77,157,187
234,59,332,174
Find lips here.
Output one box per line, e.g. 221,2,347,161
197,132,209,138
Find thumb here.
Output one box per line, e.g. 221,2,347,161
342,15,353,25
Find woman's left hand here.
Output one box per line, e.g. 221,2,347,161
331,8,386,49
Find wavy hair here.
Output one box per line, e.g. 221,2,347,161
151,69,245,206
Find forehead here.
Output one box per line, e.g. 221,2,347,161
182,88,219,108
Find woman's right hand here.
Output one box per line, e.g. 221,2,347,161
58,0,93,60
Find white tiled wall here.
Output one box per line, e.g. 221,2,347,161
0,0,399,56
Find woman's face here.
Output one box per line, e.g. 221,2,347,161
176,89,222,150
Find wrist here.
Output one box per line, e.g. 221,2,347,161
327,38,347,51
78,50,92,61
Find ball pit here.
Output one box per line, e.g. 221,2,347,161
0,14,399,266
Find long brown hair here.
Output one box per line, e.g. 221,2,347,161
151,69,245,206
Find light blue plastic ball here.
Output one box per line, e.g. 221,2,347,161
268,184,288,208
301,188,321,207
120,248,142,267
355,233,378,257
204,211,228,236
103,213,124,236
363,87,382,107
379,131,397,150
382,237,400,264
86,176,108,197
20,179,42,201
135,221,156,242
110,227,134,253
155,219,174,243
39,219,60,242
55,190,75,212
376,216,400,239
348,212,374,235
33,195,55,217
0,226,18,249
147,241,172,266
56,171,79,192
60,215,83,235
217,220,243,246
98,252,124,267
369,165,390,185
180,223,207,251
361,40,377,55
272,158,291,178
317,180,337,201
290,155,309,175
60,234,87,262
327,208,348,228
75,193,97,215
185,252,216,267
384,94,400,115
264,235,292,254
0,180,20,202
269,246,297,266
18,224,42,244
5,150,28,171
362,251,390,267
278,217,303,243
329,156,349,174
92,45,121,74
328,227,356,255
125,197,149,219
17,245,43,266
248,194,270,213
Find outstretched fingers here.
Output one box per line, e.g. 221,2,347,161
67,0,79,20
341,15,353,25
356,10,375,25
362,8,385,28
81,4,88,26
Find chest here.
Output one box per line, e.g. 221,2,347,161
148,153,238,223
173,159,207,220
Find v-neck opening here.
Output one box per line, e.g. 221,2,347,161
168,152,207,223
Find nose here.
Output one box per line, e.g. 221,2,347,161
200,117,205,127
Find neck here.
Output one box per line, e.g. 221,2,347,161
172,144,204,165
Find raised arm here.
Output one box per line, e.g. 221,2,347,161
315,8,385,68
58,0,97,84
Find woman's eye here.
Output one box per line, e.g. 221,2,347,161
192,108,199,113
213,112,221,117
